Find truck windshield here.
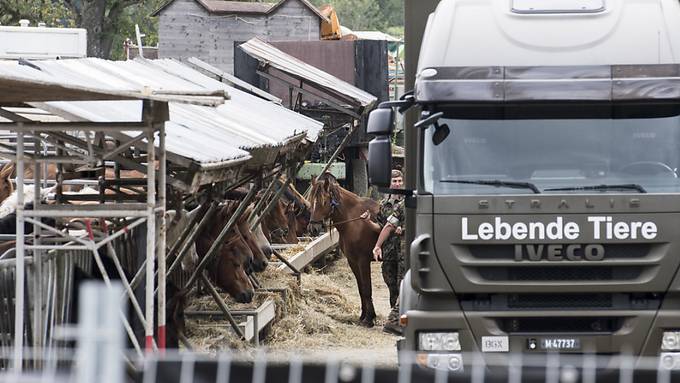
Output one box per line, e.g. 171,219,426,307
423,116,680,195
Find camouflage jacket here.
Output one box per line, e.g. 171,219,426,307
377,196,405,261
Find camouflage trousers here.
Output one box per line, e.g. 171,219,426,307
381,237,405,309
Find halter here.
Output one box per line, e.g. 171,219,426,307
309,191,339,226
269,226,289,239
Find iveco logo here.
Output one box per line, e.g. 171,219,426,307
514,244,605,261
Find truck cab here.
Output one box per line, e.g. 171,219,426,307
369,0,680,372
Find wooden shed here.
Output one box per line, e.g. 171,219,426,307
153,0,326,74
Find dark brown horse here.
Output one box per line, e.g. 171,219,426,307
229,201,270,272
0,163,14,203
196,204,255,303
308,173,381,327
261,197,299,244
283,184,311,238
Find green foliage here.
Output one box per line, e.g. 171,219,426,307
109,0,165,60
0,0,75,27
1,0,404,59
309,0,403,32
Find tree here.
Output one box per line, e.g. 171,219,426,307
310,0,403,32
0,0,74,27
1,0,163,59
62,0,148,59
108,0,164,60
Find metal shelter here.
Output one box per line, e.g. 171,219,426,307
0,57,324,370
238,38,378,191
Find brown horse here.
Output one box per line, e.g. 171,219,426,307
308,173,381,327
0,163,14,203
261,197,299,244
196,204,255,303
229,201,270,272
283,184,311,238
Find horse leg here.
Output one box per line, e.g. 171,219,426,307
357,255,376,327
345,256,367,322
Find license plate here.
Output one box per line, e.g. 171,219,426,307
482,336,509,352
539,338,581,350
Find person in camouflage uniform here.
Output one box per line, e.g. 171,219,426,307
371,169,405,335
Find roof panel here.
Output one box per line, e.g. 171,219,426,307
33,59,324,168
43,100,251,166
198,0,274,13
239,38,378,110
149,59,323,142
0,58,226,105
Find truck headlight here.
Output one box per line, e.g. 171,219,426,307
416,353,464,372
419,332,461,351
660,353,680,370
662,331,680,351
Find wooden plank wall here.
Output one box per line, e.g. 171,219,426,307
158,0,321,74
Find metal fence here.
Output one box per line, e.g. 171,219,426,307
133,350,680,383
0,249,91,369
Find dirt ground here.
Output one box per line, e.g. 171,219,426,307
185,253,399,367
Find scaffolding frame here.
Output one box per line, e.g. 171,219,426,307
9,100,169,370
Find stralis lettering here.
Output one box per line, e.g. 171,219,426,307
461,216,658,241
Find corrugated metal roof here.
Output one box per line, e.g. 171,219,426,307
0,58,226,105
239,38,377,110
35,58,324,168
147,58,323,142
152,0,327,19
197,0,275,14
41,100,252,167
340,27,401,42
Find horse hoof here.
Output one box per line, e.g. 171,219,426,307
359,319,374,328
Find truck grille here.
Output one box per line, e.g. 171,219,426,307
498,317,625,334
477,266,642,282
508,294,612,309
459,293,661,311
468,244,651,260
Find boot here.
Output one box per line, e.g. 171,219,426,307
383,304,402,335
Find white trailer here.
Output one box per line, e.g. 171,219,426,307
0,21,86,60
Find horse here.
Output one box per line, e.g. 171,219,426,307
283,184,311,238
0,163,14,203
308,173,381,327
195,203,255,303
261,197,299,244
226,201,270,272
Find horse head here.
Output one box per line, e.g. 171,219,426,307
197,204,255,303
214,234,255,303
235,205,269,272
252,221,273,259
262,198,293,243
284,184,311,237
308,173,340,236
0,163,15,203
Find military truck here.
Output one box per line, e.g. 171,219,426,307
368,0,680,372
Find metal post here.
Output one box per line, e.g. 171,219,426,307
14,128,25,371
32,135,43,354
247,174,281,226
165,202,218,279
145,127,156,352
303,122,359,198
182,187,257,293
75,282,125,383
201,274,245,339
157,123,167,351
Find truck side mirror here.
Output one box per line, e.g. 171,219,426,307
368,135,393,187
367,108,394,135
